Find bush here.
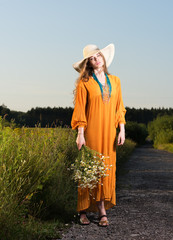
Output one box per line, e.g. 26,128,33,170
148,115,173,148
125,121,148,145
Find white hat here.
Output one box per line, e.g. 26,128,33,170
73,43,115,72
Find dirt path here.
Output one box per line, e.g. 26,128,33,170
61,145,173,240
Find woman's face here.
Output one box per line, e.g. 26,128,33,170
88,52,104,70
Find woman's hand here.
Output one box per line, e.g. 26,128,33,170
76,134,86,150
117,130,125,145
76,127,86,150
117,123,125,146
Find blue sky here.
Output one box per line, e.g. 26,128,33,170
0,0,173,112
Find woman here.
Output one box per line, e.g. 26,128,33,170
71,43,126,226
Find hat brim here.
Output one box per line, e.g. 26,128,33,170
73,43,115,72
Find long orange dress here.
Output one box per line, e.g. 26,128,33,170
71,74,126,212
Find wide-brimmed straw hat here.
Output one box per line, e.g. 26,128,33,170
73,43,115,72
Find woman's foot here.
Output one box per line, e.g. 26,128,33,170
79,211,90,225
98,214,109,227
97,200,109,226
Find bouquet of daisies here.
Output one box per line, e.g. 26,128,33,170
70,145,111,190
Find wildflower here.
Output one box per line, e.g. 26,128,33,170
70,146,111,192
81,161,85,167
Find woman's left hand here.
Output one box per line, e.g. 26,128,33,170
117,130,125,145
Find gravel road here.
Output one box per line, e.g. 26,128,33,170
61,144,173,240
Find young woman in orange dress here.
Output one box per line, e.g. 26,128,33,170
71,43,126,226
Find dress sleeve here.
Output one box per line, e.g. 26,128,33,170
115,77,126,128
71,82,87,130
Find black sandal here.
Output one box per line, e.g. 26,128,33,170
79,211,90,225
98,215,109,227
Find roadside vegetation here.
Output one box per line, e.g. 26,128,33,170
125,121,148,145
0,117,137,240
148,115,173,153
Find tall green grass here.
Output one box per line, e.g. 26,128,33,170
116,139,136,178
0,117,78,239
0,116,136,240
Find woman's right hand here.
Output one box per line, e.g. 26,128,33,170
76,133,86,150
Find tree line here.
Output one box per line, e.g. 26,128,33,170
0,105,173,127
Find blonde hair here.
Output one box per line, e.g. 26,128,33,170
73,52,109,104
